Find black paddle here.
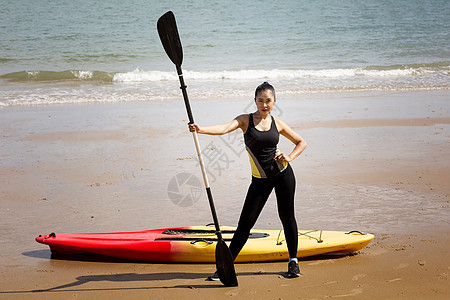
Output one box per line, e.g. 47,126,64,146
157,11,238,287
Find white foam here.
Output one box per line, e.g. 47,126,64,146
72,70,93,80
26,71,40,77
113,68,177,82
111,67,437,83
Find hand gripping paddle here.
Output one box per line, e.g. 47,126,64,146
157,11,238,287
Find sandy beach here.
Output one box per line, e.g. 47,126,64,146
0,89,449,299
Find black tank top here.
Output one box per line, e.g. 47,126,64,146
244,113,288,178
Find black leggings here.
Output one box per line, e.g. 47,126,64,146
229,164,298,260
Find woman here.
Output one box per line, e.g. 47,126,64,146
189,82,307,278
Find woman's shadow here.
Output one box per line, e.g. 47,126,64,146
33,272,217,293
22,250,224,292
20,249,354,293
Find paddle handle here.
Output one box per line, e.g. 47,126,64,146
176,66,223,237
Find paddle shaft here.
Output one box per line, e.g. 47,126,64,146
158,12,237,286
176,65,223,239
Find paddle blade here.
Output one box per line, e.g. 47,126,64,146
215,238,238,287
157,11,183,67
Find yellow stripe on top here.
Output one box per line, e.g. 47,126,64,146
246,146,266,178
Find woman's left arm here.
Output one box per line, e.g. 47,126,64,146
275,119,307,163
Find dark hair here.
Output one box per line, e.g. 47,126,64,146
255,81,276,99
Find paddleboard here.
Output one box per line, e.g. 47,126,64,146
36,226,374,263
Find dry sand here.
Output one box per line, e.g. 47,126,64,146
0,90,449,299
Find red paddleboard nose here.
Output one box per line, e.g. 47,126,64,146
36,232,56,243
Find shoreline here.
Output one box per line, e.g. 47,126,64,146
0,89,449,299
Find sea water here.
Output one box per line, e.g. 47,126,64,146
0,0,449,106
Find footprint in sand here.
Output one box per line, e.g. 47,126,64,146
394,263,409,270
307,260,336,266
226,290,239,297
352,274,367,281
331,288,363,298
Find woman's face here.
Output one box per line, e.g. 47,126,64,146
255,89,276,114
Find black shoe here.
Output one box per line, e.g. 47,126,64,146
287,261,300,278
207,271,220,281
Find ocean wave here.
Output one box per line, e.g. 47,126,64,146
113,63,449,82
0,70,115,82
0,58,17,63
1,62,448,106
1,62,448,84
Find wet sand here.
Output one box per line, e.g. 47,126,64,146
0,90,449,299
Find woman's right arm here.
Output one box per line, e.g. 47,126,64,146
189,114,248,135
